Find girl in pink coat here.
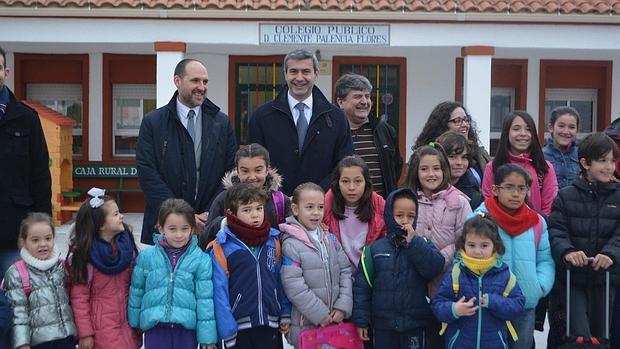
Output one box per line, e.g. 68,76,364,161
67,188,141,349
407,143,472,348
481,111,558,217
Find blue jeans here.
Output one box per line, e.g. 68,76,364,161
510,309,535,349
0,249,20,277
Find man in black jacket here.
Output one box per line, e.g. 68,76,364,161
0,46,52,275
247,49,353,195
136,59,237,244
335,73,403,197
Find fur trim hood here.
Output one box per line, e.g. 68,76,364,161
221,167,284,192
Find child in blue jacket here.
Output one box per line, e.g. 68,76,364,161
210,182,291,349
352,188,444,348
432,212,525,349
128,198,217,349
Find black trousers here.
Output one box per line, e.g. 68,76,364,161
233,326,281,349
32,337,75,349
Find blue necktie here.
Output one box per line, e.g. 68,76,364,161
295,102,308,150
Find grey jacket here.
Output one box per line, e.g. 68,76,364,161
3,249,76,348
279,217,353,347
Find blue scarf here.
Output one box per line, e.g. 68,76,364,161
0,86,9,120
90,230,135,275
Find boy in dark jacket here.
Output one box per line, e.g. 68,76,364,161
549,132,620,342
352,188,444,348
210,183,291,349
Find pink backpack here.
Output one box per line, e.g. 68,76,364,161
298,322,363,349
1,260,92,296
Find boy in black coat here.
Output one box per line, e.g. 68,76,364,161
352,188,444,348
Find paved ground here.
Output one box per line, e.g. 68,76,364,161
54,213,549,349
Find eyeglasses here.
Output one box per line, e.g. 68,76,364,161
448,116,472,126
495,185,530,194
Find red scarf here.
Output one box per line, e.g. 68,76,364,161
484,197,539,236
226,212,271,247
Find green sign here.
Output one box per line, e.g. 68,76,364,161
73,165,137,178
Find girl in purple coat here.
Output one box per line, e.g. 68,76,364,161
432,213,525,349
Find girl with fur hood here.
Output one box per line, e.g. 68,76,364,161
202,143,291,245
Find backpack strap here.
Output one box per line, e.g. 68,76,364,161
15,260,31,297
360,246,374,288
503,272,519,341
272,191,286,224
274,238,281,265
207,240,229,278
533,216,543,250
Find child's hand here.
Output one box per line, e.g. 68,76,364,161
402,225,416,242
78,336,94,349
17,345,30,349
454,296,478,317
564,251,590,267
592,254,613,271
357,327,370,341
320,222,329,232
480,294,488,308
279,323,290,334
319,314,333,327
330,309,345,323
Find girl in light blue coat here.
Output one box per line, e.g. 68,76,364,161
128,199,217,349
470,163,555,349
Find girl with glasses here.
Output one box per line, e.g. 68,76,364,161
472,163,555,349
414,101,490,185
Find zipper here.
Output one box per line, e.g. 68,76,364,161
274,289,281,311
498,331,508,349
230,233,265,325
231,293,242,313
476,276,483,349
159,242,189,322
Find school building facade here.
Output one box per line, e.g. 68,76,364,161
1,0,620,211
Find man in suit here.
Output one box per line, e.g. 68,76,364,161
248,49,353,195
137,59,237,244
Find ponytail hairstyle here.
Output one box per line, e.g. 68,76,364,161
456,212,505,255
493,111,548,177
68,189,130,284
330,156,374,222
407,142,452,194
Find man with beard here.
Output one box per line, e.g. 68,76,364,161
335,73,402,197
137,59,237,244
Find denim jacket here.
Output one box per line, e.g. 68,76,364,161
543,141,579,189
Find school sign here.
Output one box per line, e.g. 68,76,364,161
259,24,390,46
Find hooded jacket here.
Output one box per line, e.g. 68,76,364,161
4,249,76,348
128,235,216,345
279,216,353,347
352,188,444,332
201,168,291,245
136,91,237,244
432,253,525,349
247,86,354,195
482,153,559,216
210,220,291,348
472,203,555,309
416,185,472,296
549,178,620,286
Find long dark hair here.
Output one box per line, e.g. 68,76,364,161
68,196,131,284
330,156,374,222
414,101,483,163
493,111,549,176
